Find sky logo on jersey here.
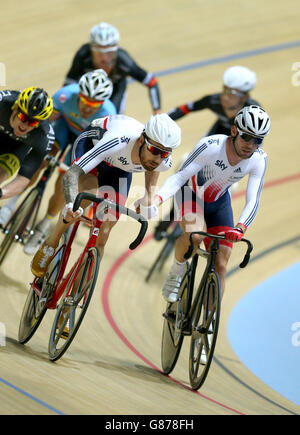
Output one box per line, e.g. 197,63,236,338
120,136,130,144
118,156,129,165
215,159,228,171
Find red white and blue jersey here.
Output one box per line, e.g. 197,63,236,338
157,134,267,228
73,114,172,174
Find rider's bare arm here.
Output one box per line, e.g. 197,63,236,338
62,165,85,204
0,174,30,200
144,170,160,204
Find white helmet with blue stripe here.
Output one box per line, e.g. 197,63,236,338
89,22,120,48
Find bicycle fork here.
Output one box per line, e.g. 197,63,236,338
47,217,102,310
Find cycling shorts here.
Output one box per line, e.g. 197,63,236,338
73,137,132,220
174,185,234,249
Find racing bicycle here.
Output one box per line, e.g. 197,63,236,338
18,192,147,362
161,231,253,390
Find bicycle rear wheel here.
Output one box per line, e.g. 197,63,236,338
189,271,221,390
0,189,40,266
161,263,191,374
18,279,47,344
18,235,67,344
48,246,100,362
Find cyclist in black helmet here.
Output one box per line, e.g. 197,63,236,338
0,87,55,224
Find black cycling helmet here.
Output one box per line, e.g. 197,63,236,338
17,87,53,120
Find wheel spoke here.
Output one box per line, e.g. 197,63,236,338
48,247,100,361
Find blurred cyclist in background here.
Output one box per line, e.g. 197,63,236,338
0,87,54,217
154,65,260,239
23,69,116,255
64,22,161,115
168,65,259,134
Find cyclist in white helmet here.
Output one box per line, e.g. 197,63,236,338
64,22,161,115
148,105,270,310
23,69,117,255
31,113,181,278
154,65,260,239
168,65,258,134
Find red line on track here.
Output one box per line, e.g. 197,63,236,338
100,172,300,415
101,236,244,414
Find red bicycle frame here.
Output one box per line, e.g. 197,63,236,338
32,207,103,310
31,193,147,311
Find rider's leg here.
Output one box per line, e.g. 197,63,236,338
162,211,204,303
31,173,97,277
24,172,66,254
162,185,205,302
213,244,232,299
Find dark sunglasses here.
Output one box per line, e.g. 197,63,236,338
222,86,245,98
17,111,39,127
239,131,263,146
144,137,170,158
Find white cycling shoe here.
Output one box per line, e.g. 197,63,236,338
0,206,13,227
162,273,183,303
24,229,48,255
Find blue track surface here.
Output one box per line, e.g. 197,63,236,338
227,261,300,406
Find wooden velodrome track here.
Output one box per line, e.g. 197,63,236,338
1,0,300,415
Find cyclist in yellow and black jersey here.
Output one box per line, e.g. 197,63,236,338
0,87,55,203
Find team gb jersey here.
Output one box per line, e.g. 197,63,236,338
157,134,267,228
73,114,172,174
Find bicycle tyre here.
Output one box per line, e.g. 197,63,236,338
18,235,67,344
161,263,190,374
48,246,100,362
188,271,221,390
18,282,47,344
0,189,40,266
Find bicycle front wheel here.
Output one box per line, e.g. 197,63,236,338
18,235,67,344
189,271,221,390
161,263,191,375
48,246,100,362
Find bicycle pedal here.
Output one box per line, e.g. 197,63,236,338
162,311,176,323
64,296,75,306
195,325,207,334
182,324,192,336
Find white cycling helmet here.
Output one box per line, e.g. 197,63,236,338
89,22,120,47
144,113,181,149
223,66,256,93
79,69,113,101
234,105,271,138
